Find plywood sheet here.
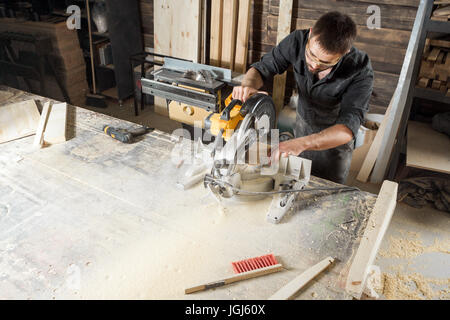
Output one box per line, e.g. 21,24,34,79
153,0,202,115
406,121,450,174
154,0,201,63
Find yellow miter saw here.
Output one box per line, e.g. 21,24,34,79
142,58,312,223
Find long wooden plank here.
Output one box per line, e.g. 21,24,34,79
272,0,293,114
406,121,450,174
345,180,398,299
221,0,238,70
370,0,429,183
210,0,223,67
0,99,41,144
234,0,251,74
268,257,334,300
356,97,394,182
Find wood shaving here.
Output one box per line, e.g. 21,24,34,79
378,231,450,259
379,272,449,300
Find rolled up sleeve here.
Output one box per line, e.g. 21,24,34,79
335,69,374,139
250,31,298,81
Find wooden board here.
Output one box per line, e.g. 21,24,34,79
44,102,68,145
33,101,51,149
0,99,41,144
272,0,293,114
153,0,201,62
269,257,334,300
406,121,450,174
234,0,251,74
345,180,398,299
356,98,394,182
210,0,223,67
221,0,238,70
153,0,202,116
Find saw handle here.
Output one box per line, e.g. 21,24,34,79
220,99,242,121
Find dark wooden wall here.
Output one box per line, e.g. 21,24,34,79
139,0,420,115
140,0,154,49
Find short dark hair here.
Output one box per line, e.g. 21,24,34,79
311,11,357,54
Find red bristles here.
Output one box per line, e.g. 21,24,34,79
231,254,278,274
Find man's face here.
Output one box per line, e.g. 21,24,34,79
305,34,343,74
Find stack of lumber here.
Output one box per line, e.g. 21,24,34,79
417,38,450,96
0,18,88,107
431,1,450,21
210,0,251,73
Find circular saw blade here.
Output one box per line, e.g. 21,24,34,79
241,93,277,135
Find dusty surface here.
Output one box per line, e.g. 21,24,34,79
372,205,450,300
0,87,379,300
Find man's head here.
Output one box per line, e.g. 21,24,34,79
305,11,357,74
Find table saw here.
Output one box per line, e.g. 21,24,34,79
0,86,392,300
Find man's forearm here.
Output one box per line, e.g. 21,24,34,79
241,67,264,89
276,124,354,158
299,124,354,151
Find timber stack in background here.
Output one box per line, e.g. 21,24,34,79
431,0,450,21
0,18,88,107
417,37,450,96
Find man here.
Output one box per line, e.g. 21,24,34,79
233,11,374,184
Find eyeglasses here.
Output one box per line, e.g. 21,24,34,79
305,36,342,71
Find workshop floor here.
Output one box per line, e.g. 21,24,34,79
80,98,450,300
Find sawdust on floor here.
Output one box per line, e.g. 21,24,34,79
381,271,449,300
378,230,450,259
376,230,449,300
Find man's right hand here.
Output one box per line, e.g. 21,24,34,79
232,86,258,102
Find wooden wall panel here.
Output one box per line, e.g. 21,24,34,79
248,0,420,115
139,0,420,115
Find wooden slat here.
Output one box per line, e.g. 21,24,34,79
269,257,335,300
345,180,398,299
33,101,52,149
234,0,251,73
356,97,394,182
221,0,238,70
210,0,223,67
272,0,293,114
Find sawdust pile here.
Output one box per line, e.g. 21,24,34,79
381,272,449,300
376,230,450,300
378,231,450,259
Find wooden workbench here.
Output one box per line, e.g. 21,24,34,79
0,86,379,300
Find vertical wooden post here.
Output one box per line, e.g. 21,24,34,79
210,0,223,67
272,0,293,115
234,0,251,74
221,0,238,70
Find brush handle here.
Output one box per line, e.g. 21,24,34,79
185,264,284,294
